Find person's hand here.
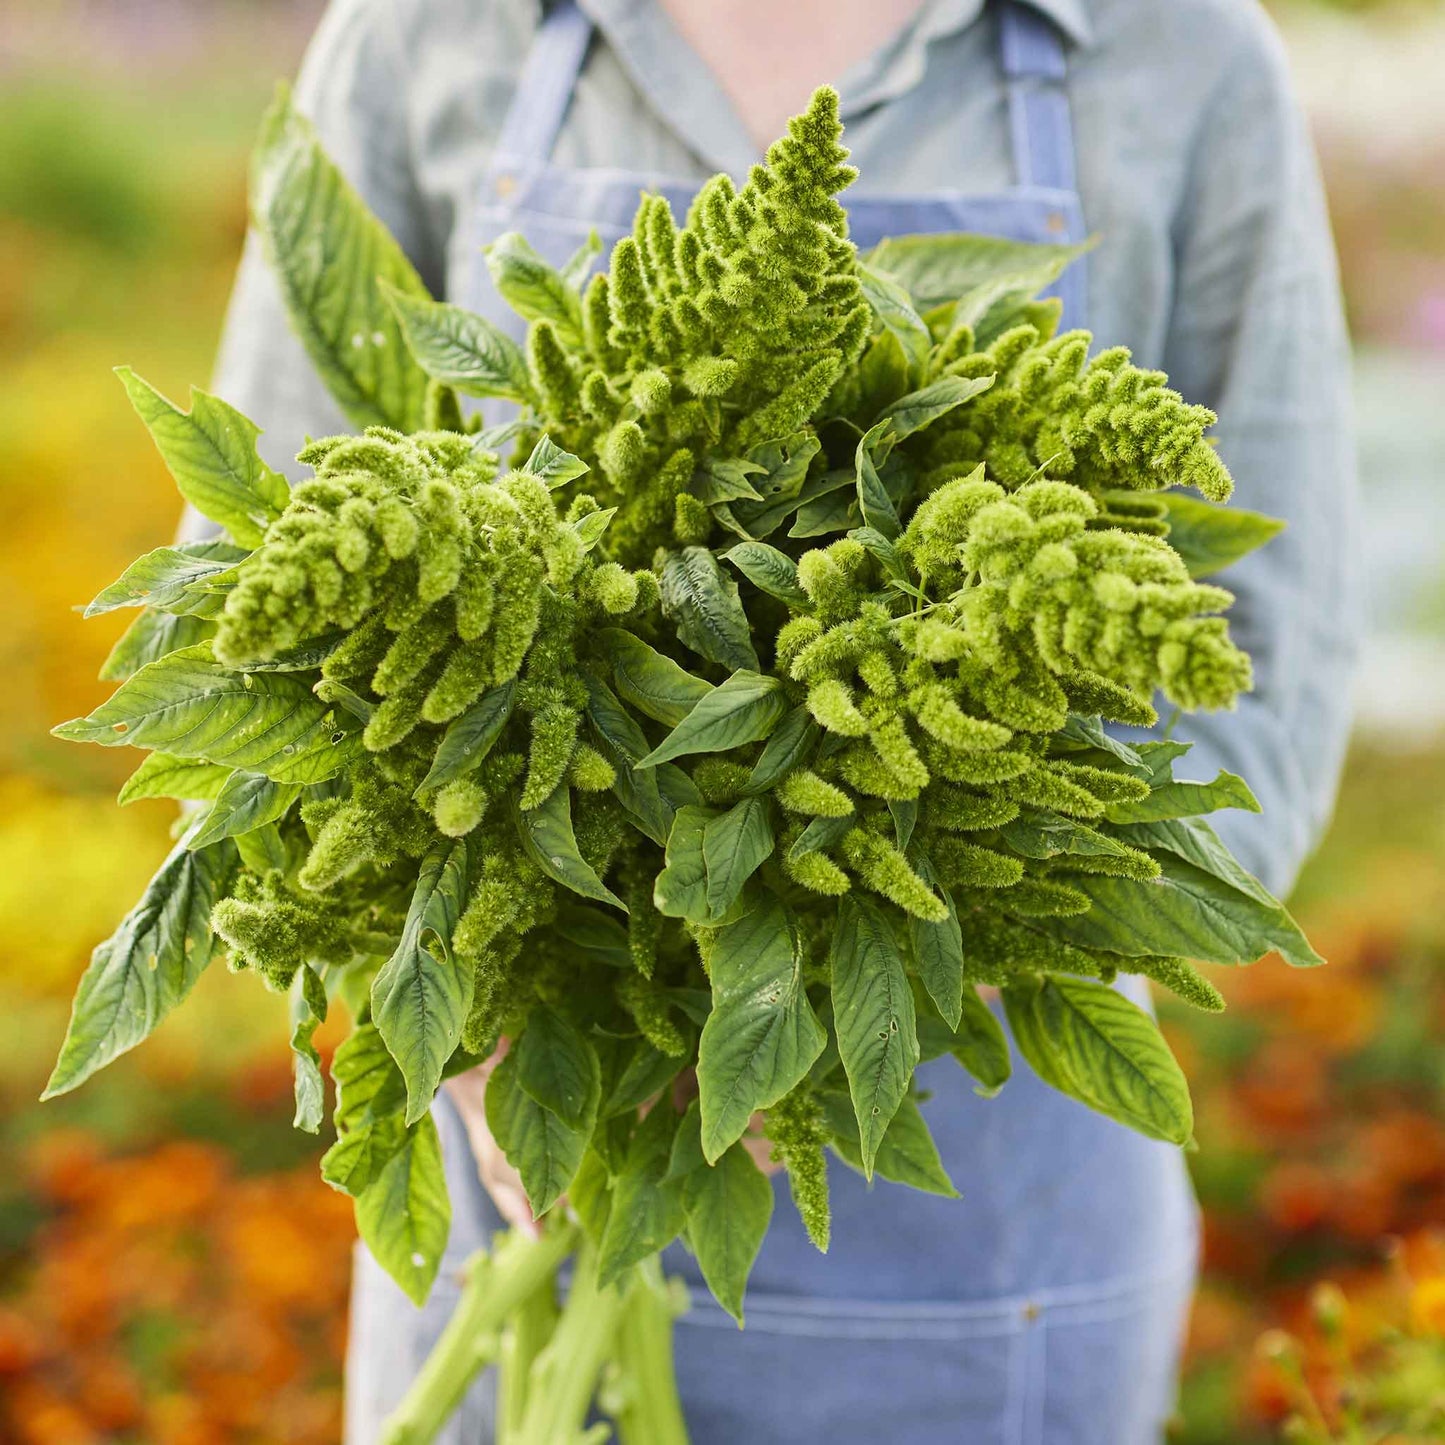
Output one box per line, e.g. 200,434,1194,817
443,1040,541,1239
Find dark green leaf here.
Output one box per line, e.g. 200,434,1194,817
514,788,627,911
703,797,775,917
42,827,236,1098
117,752,232,805
597,1103,686,1289
485,232,585,345
415,681,515,797
856,260,932,380
521,434,590,489
788,814,852,862
601,1039,687,1119
99,610,213,683
116,369,287,547
250,88,430,430
1045,852,1322,968
290,964,328,1133
820,1091,958,1197
372,838,477,1123
877,375,994,442
188,771,301,849
654,805,724,925
381,282,532,401
601,629,712,727
53,643,363,784
1105,769,1261,825
355,1111,451,1306
1004,976,1193,1145
830,895,920,1177
1109,814,1295,914
486,1047,592,1215
697,895,826,1162
744,706,817,796
721,541,810,607
999,810,1142,864
693,456,766,504
854,420,900,538
659,547,759,673
516,1006,602,1132
1160,492,1285,578
907,865,963,1029
582,671,677,846
86,541,250,619
669,1102,772,1324
638,671,787,769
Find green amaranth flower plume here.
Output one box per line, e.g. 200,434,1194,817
47,85,1320,1443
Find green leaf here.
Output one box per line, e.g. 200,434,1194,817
99,610,213,683
829,895,920,1178
703,797,775,917
600,1038,688,1119
907,867,963,1030
188,771,301,849
743,705,817,796
515,1006,602,1132
854,420,900,538
597,1103,686,1289
573,506,616,552
233,632,347,674
116,369,288,547
653,805,726,925
415,681,515,797
998,809,1142,864
1160,492,1285,578
485,232,585,345
290,964,328,1133
1003,975,1193,1145
236,822,288,874
372,838,477,1123
697,894,827,1162
659,547,759,673
42,827,237,1098
877,374,994,442
380,282,532,402
856,260,932,381
727,432,825,538
355,1111,451,1306
1044,852,1323,968
693,456,766,505
864,233,1087,312
85,541,250,619
1105,769,1261,825
788,814,852,862
486,1046,592,1215
514,788,627,911
638,671,787,769
250,88,430,431
820,1091,958,1197
54,644,362,784
668,1102,772,1325
321,1024,409,1195
582,671,679,847
1055,715,1144,769
521,434,590,489
117,752,232,805
721,541,810,607
555,906,632,969
560,229,602,290
601,629,712,727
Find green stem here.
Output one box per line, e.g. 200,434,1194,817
609,1258,692,1445
511,1237,626,1445
379,1223,577,1445
497,1255,561,1443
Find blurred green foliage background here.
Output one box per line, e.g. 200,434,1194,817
0,2,1440,1441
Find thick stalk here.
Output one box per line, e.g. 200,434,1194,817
497,1256,561,1443
511,1237,625,1445
608,1257,692,1445
379,1223,577,1445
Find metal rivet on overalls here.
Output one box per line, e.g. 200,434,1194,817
1022,1301,1041,1323
495,173,518,199
1046,211,1067,235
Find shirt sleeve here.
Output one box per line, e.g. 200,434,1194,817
1156,10,1361,898
182,0,436,541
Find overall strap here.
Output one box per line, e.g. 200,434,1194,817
493,0,595,166
997,1,1078,194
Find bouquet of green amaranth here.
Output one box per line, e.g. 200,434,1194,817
48,88,1320,1443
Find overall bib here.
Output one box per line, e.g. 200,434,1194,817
346,6,1200,1441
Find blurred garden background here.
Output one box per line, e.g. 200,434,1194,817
0,0,1441,1440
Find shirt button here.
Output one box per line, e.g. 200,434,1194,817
495,173,518,199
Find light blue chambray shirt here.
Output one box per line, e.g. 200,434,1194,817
210,0,1360,898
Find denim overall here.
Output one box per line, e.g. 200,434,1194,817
345,5,1200,1441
